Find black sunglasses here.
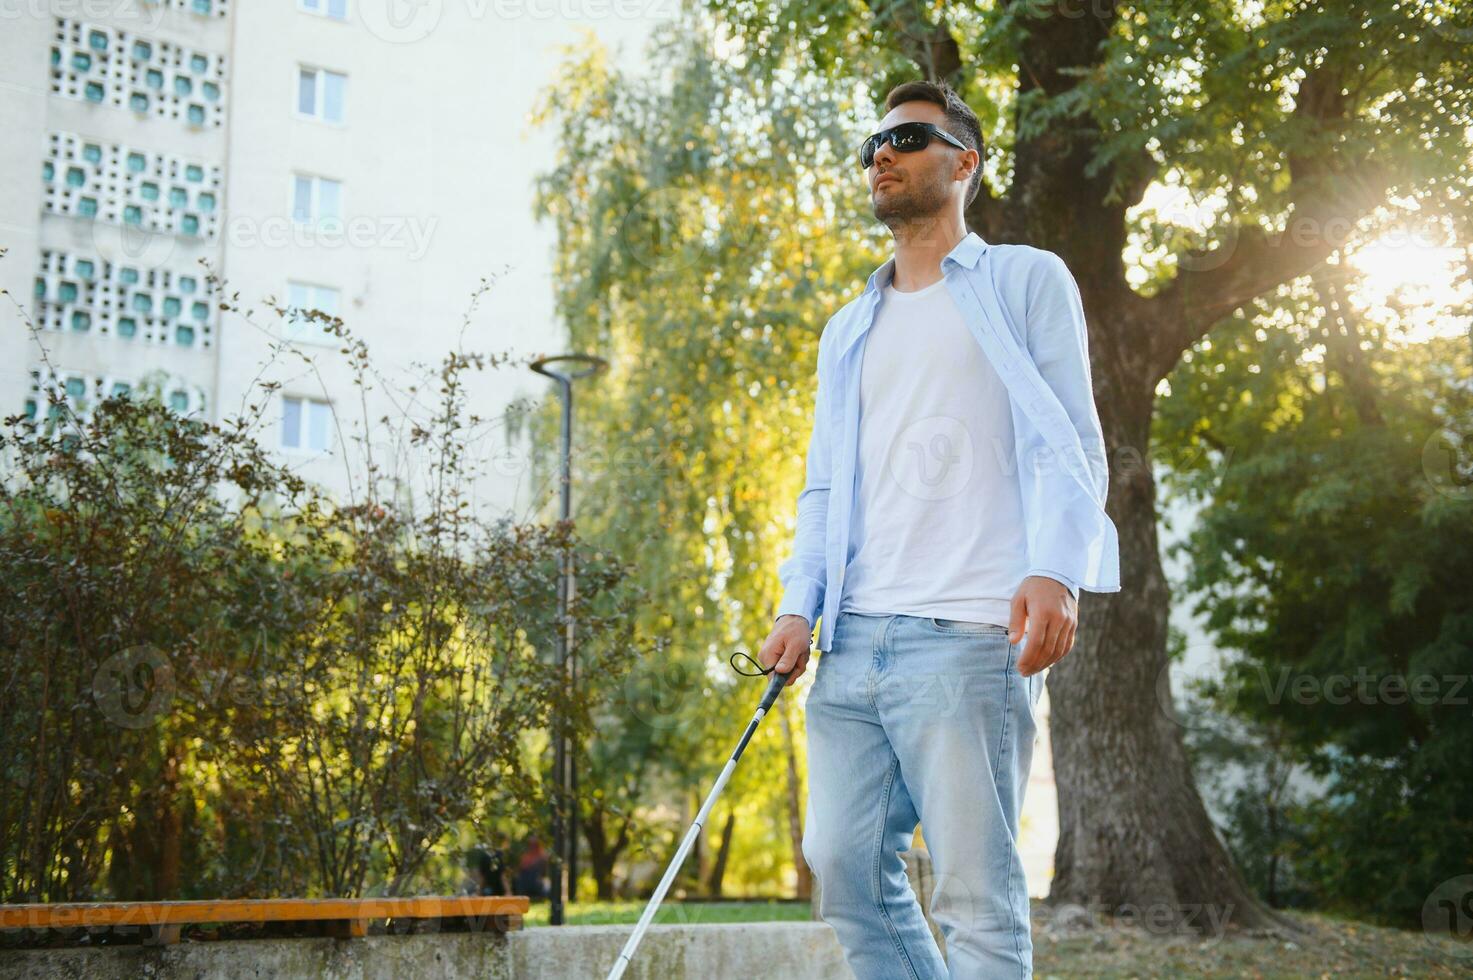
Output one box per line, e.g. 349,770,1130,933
859,121,969,169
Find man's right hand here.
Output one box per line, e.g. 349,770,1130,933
759,614,814,687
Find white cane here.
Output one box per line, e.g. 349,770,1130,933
605,664,793,980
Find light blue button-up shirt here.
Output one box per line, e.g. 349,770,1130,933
775,231,1121,653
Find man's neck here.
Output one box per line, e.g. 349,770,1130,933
888,215,967,292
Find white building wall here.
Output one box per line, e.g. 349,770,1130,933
2,0,670,519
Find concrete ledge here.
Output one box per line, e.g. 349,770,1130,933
0,921,851,979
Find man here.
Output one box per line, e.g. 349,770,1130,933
758,80,1120,979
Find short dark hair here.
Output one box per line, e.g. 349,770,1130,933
882,80,985,207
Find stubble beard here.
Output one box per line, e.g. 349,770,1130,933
872,171,951,234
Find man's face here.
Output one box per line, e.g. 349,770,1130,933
866,102,973,226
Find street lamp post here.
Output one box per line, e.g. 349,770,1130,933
529,352,607,927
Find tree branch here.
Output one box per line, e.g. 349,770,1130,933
1141,60,1392,383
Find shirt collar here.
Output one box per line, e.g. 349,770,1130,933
862,230,989,297
834,230,989,362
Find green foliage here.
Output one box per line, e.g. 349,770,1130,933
526,11,885,895
1159,280,1473,925
0,317,640,902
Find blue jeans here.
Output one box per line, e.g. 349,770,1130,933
802,610,1043,979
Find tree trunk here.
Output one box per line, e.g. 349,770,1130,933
779,702,812,899
969,0,1304,931
706,810,735,897
1045,374,1291,934
582,803,629,901
107,749,183,901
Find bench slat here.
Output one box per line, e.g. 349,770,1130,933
0,896,529,930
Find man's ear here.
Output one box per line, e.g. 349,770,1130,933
956,149,979,193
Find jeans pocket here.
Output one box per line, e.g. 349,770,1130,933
928,616,1009,635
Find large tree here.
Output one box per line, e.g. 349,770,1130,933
702,0,1473,928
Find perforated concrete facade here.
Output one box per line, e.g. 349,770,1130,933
49,18,227,130
43,131,223,240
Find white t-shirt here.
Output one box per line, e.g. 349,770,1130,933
838,276,1030,627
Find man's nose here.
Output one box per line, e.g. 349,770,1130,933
872,136,897,168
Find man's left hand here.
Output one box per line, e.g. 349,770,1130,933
1009,575,1077,677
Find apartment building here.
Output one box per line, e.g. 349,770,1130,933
1,0,658,512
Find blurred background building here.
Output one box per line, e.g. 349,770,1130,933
0,0,664,514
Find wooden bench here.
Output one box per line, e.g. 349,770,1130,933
0,896,529,945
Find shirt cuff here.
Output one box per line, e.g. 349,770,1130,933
775,575,823,630
1025,567,1079,600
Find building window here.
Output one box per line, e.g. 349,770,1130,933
285,281,341,346
296,67,346,123
281,395,333,452
291,173,342,226
299,0,349,21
